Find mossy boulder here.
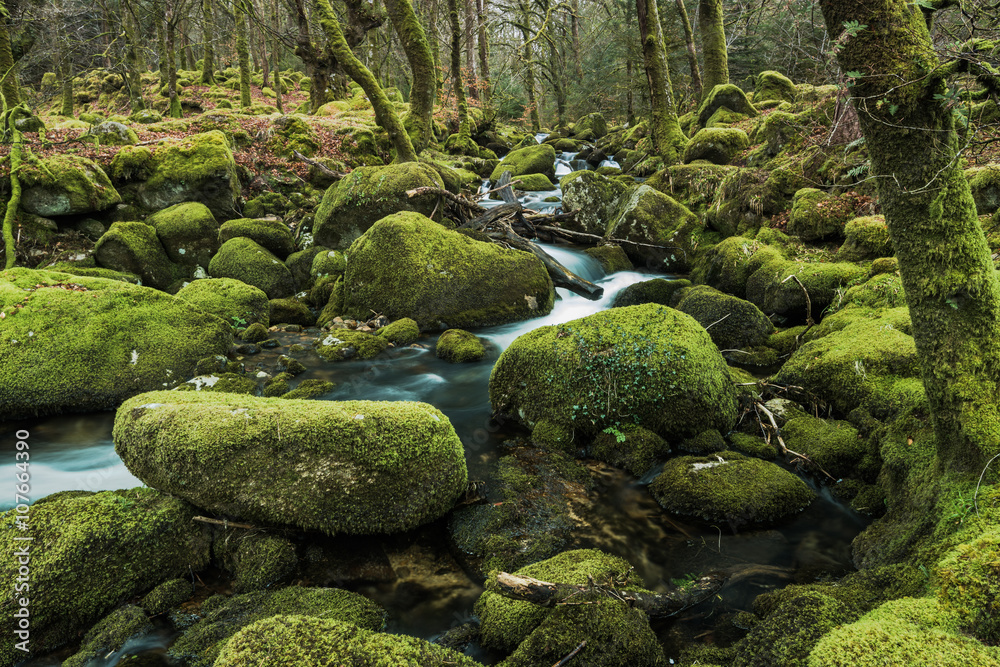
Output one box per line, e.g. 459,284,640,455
828,273,906,313
168,588,387,667
175,277,270,327
267,115,320,158
0,488,211,666
510,172,557,191
573,112,609,139
269,297,315,326
114,392,469,535
934,528,1000,644
965,164,1000,215
590,425,670,476
315,329,388,361
754,70,798,103
0,268,233,419
584,244,633,273
310,248,347,280
674,284,774,350
85,120,139,146
341,212,554,330
63,605,152,667
696,84,758,128
606,185,704,271
215,533,298,593
435,328,486,362
282,379,335,399
683,127,750,165
490,304,738,440
219,218,296,259
788,188,857,241
377,317,419,345
214,615,483,667
745,256,867,316
490,143,557,182
95,221,182,290
208,237,297,299
750,111,803,159
650,451,814,528
19,154,121,217
560,170,631,236
781,415,869,479
611,278,691,308
147,201,221,267
141,578,192,615
313,162,445,249
837,215,892,261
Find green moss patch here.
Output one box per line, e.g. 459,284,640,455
435,328,486,363
175,277,270,327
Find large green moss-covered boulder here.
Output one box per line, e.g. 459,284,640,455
62,605,152,667
147,201,221,267
934,528,1000,645
94,221,183,290
19,154,121,217
0,268,233,419
86,120,140,146
745,255,867,316
214,615,484,667
208,237,297,299
219,218,296,259
342,212,554,330
788,188,857,241
696,84,758,128
175,277,270,326
0,488,211,667
754,71,798,103
612,278,690,308
313,162,445,249
267,115,320,158
606,185,704,271
650,451,814,529
573,112,609,139
781,415,869,480
674,284,774,350
683,127,750,165
837,215,892,261
560,170,631,236
129,130,241,219
113,392,469,535
168,587,386,667
489,143,557,182
490,304,737,440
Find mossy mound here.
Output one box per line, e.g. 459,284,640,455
490,304,737,440
310,248,347,280
94,221,183,290
510,172,557,191
489,143,557,182
114,392,468,535
219,218,296,260
216,533,298,593
281,379,336,399
269,297,315,327
754,70,798,103
286,246,327,288
935,528,1000,644
342,212,554,330
606,185,704,271
19,154,122,217
214,615,483,667
750,111,804,160
966,164,1000,215
696,84,758,128
175,277,270,327
573,112,608,139
63,605,152,667
376,317,419,345
267,115,320,158
208,237,297,299
86,120,139,146
560,170,631,236
435,328,486,362
590,424,670,476
745,254,867,316
140,578,192,615
683,127,750,165
313,162,445,249
828,273,906,313
781,415,870,479
0,488,211,666
611,278,690,308
584,244,632,273
674,284,775,350
837,215,892,261
788,188,857,241
169,588,387,667
147,201,221,267
315,329,388,361
649,452,814,528
0,268,233,419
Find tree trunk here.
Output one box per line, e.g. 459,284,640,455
570,0,581,79
313,0,418,162
698,0,727,98
476,0,489,104
384,0,437,150
0,13,20,107
157,19,168,88
818,0,1000,471
181,19,196,70
166,5,182,117
464,0,476,98
518,0,539,133
123,4,146,111
235,0,252,107
676,0,701,100
430,0,443,97
636,0,685,163
448,0,471,137
272,0,283,113
201,0,216,83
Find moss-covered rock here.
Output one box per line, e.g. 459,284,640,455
611,278,690,308
837,215,892,261
490,304,737,440
489,143,557,182
147,201,221,267
745,255,867,316
62,605,152,667
674,284,775,350
376,317,419,345
591,424,670,476
781,415,870,479
94,221,183,290
584,244,632,273
219,218,296,259
214,615,483,667
828,273,906,313
0,268,233,418
787,188,857,241
214,533,298,593
267,115,320,158
175,277,270,327
696,84,759,128
754,70,798,103
281,379,336,399
209,237,297,299
85,120,139,146
310,248,347,280
729,431,778,459
269,297,315,326
315,329,388,361
169,588,387,667
573,112,608,139
965,164,1000,215
0,488,211,666
342,212,553,330
313,162,445,249
934,528,1000,644
606,184,704,271
683,127,750,165
509,171,557,191
650,452,814,528
114,392,468,535
140,578,192,615
560,170,631,236
19,154,121,217
285,246,327,290
435,328,486,362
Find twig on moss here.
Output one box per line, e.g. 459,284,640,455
193,515,258,530
553,640,587,666
755,402,838,482
974,452,1000,517
781,274,815,346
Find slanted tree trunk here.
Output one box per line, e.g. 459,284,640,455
201,0,216,83
447,0,471,137
313,0,418,162
464,0,476,98
0,10,20,107
818,0,1000,471
234,0,252,107
476,0,489,105
636,0,685,163
272,0,283,113
676,0,701,100
384,0,437,150
698,0,727,98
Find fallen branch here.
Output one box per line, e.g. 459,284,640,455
532,224,680,251
193,516,258,530
781,274,815,347
553,640,587,666
754,402,838,482
292,150,347,180
406,185,483,211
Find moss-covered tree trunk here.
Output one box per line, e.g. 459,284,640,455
201,0,216,83
636,0,685,163
517,0,539,133
676,0,701,100
235,0,252,107
447,0,471,137
272,0,282,113
0,14,20,107
166,3,182,118
476,0,490,105
463,0,477,99
123,6,146,111
698,0,727,99
384,0,436,150
819,0,1000,471
157,19,168,88
313,0,418,162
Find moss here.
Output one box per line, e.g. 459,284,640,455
313,162,445,249
679,428,726,454
606,185,704,272
611,279,689,309
706,107,750,128
728,432,777,459
0,488,211,666
509,172,557,191
745,255,867,316
219,218,296,260
754,70,798,103
216,533,298,593
286,247,326,290
114,392,468,535
262,378,290,397
788,188,857,241
63,605,153,667
704,168,791,238
110,145,155,182
267,115,320,158
376,317,419,345
531,418,575,451
934,528,1000,644
591,424,670,475
870,256,899,276
0,268,233,418
41,263,140,283
696,84,758,128
19,154,122,217
175,277,270,327
649,163,737,216
141,578,193,615
269,297,315,327
94,220,185,290
208,237,297,299
243,191,291,219
169,588,387,667
650,451,814,528
584,244,633,273
315,329,388,361
490,304,737,440
782,416,870,479
207,373,258,394
965,164,1000,215
435,328,486,362
749,111,805,161
674,284,775,350
342,212,554,330
282,379,336,400
682,127,750,165
560,170,631,236
310,248,347,279
147,202,221,267
828,273,906,313
838,215,892,261
490,143,557,181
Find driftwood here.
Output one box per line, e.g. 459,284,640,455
533,224,680,252
292,150,346,179
494,571,727,618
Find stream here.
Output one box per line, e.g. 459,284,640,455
1,149,868,665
